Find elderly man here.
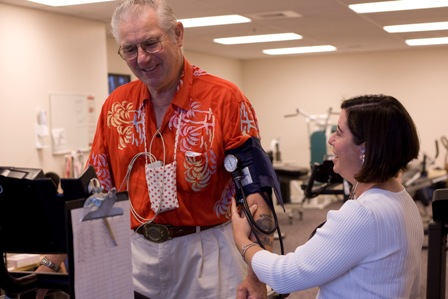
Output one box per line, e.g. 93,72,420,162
88,0,274,298
35,1,275,297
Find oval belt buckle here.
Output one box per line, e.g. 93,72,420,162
143,223,170,243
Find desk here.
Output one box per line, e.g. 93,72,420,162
274,163,308,204
405,170,448,206
273,163,308,223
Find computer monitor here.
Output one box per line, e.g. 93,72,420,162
0,172,66,253
0,166,44,180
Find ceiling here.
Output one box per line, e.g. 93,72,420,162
2,0,448,59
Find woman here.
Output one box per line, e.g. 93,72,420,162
232,95,423,298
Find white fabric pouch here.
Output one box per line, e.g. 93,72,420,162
145,161,179,213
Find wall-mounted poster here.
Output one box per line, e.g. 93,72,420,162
49,93,95,154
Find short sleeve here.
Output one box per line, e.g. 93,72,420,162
87,104,114,191
222,88,260,151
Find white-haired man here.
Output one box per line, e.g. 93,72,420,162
88,1,274,298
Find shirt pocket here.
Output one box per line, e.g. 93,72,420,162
177,149,217,193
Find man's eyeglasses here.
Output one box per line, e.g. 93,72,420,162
118,38,163,60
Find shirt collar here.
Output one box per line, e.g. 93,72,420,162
171,58,193,111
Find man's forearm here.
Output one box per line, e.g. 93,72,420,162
245,193,275,281
246,193,275,250
253,212,274,250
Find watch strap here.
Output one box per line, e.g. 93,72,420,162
39,256,60,272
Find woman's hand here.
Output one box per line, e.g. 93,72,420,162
231,198,257,250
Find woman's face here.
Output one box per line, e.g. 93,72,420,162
328,109,364,183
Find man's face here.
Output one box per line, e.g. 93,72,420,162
118,7,184,93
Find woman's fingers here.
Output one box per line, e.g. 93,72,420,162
232,197,258,219
231,197,239,217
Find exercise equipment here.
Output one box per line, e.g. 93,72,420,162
426,188,448,299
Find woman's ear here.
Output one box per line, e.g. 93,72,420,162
359,142,366,154
360,144,366,164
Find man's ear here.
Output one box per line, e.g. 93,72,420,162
174,21,184,46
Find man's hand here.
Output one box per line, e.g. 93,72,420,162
237,276,267,299
34,254,66,299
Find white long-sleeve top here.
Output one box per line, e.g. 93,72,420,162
252,188,424,298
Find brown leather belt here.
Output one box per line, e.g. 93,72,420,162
135,223,221,243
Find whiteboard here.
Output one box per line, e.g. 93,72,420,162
49,93,95,154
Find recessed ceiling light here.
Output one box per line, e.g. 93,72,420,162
405,37,448,46
384,21,448,33
263,45,337,55
27,0,114,6
214,33,302,45
179,15,251,28
349,0,448,13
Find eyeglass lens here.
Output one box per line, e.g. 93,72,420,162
119,38,162,59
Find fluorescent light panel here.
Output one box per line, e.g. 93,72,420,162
349,0,448,13
179,15,251,28
384,21,448,33
405,37,448,46
214,33,302,45
263,45,337,55
27,0,113,6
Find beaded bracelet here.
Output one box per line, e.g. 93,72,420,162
240,242,258,259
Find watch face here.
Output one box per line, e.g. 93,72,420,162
224,154,238,172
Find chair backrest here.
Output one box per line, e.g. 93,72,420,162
310,130,327,164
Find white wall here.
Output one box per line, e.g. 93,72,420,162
184,50,244,89
0,3,108,175
243,47,448,167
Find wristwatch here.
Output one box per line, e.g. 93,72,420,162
39,256,60,272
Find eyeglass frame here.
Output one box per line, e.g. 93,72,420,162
117,36,165,60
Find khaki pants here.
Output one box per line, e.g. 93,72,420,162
131,222,247,299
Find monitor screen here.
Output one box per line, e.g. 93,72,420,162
108,73,131,94
0,166,44,180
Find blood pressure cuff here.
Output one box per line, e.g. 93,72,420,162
226,137,284,208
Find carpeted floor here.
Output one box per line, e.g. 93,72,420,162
269,198,448,299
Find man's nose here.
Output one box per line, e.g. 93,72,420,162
136,46,151,64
